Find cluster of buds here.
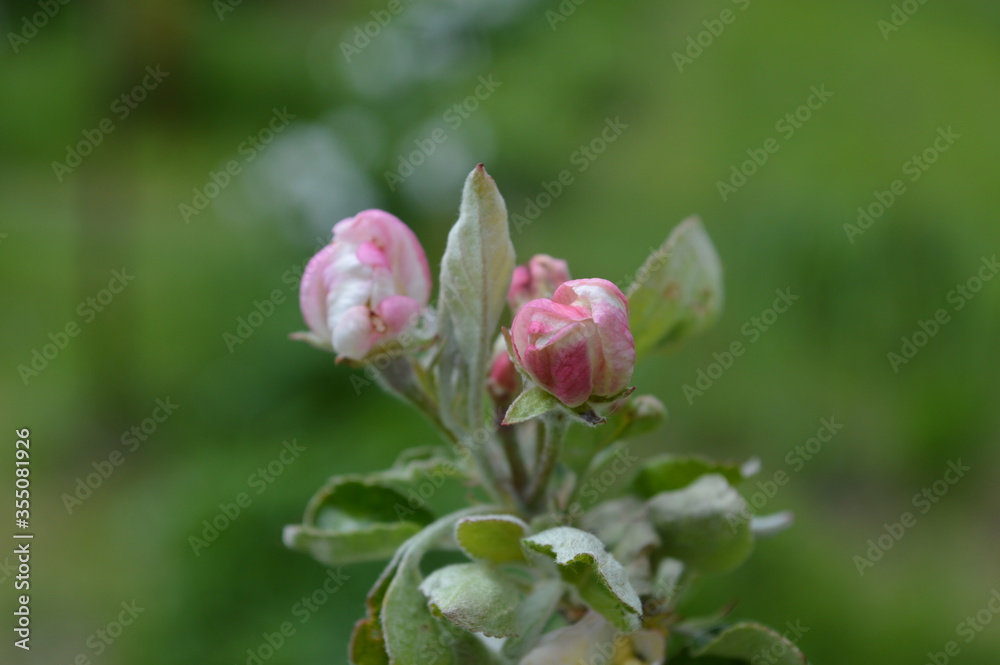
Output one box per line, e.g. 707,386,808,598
298,218,636,413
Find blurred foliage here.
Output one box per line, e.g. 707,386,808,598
1,0,999,664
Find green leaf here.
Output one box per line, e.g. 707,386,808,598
501,579,564,661
633,455,743,499
626,217,724,357
692,622,808,664
456,514,530,563
349,616,390,665
503,386,563,425
437,164,516,434
646,474,753,574
284,476,435,567
523,526,642,632
380,507,500,665
283,522,423,567
419,562,522,638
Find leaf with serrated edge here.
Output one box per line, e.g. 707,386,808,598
419,562,521,638
627,217,723,357
523,526,641,632
437,165,516,434
456,514,530,563
692,622,809,664
503,386,562,425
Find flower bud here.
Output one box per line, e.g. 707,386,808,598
297,209,431,361
507,254,571,312
510,278,635,408
487,337,520,406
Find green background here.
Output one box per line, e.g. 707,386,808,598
2,0,998,663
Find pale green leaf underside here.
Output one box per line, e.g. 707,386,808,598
627,216,723,357
419,562,522,638
523,526,641,632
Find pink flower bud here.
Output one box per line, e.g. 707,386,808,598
298,210,431,361
507,254,571,312
487,339,520,406
510,278,634,407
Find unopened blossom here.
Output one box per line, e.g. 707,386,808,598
510,278,634,407
297,210,430,361
507,254,571,312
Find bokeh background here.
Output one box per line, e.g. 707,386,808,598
2,0,999,663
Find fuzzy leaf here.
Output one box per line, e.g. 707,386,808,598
437,164,516,434
633,455,743,499
419,562,522,638
283,522,422,567
362,508,501,665
627,217,723,357
501,579,564,661
692,622,809,664
522,526,642,632
456,514,530,563
284,477,434,567
503,386,563,425
647,474,753,574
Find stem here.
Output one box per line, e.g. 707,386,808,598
526,412,568,511
497,415,529,503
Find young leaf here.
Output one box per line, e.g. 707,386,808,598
691,622,809,664
419,562,522,638
503,386,563,425
380,507,500,665
646,474,754,574
632,454,743,498
522,526,642,632
626,217,723,357
501,579,564,661
283,522,423,567
456,514,531,563
437,164,516,434
284,476,435,567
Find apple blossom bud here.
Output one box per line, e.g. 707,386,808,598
507,254,571,312
297,209,431,361
510,278,635,408
487,338,520,406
